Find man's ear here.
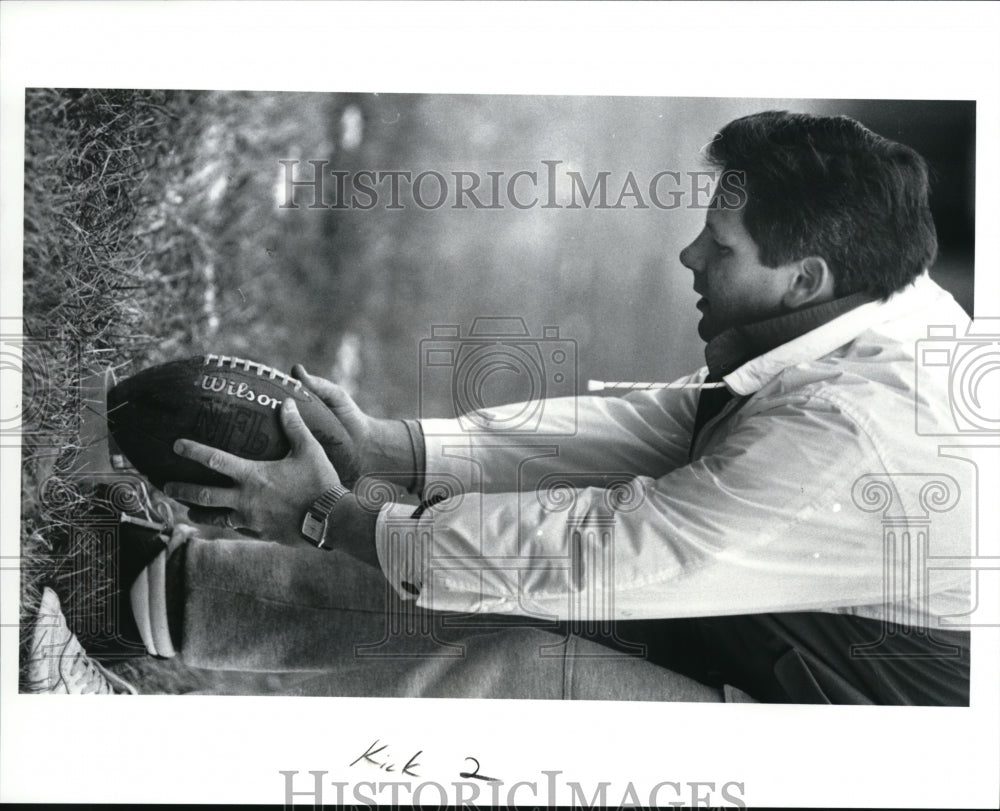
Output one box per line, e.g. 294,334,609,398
783,256,835,309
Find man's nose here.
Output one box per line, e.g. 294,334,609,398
679,233,705,274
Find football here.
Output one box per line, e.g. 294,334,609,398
106,354,357,489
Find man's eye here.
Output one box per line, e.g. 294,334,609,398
714,242,731,255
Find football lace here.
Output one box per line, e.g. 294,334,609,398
202,354,308,395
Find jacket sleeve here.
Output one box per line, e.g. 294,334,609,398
417,370,704,495
377,390,921,620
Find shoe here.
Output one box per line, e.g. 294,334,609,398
27,588,138,694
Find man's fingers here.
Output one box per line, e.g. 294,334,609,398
280,398,318,455
186,506,243,529
163,481,239,509
173,438,249,480
293,364,354,411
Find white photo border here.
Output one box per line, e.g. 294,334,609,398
1,2,998,807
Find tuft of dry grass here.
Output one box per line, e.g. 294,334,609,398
21,89,217,691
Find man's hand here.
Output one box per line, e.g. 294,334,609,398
164,398,341,542
292,365,373,484
293,364,419,487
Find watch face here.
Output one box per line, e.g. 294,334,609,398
301,486,348,547
301,513,325,544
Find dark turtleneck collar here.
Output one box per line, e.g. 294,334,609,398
704,291,877,381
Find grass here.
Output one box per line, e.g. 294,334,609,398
21,89,204,692
20,88,342,693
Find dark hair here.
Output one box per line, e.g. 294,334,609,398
706,110,938,298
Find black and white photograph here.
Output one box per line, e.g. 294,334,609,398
2,2,998,808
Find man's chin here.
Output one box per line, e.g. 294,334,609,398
696,316,716,343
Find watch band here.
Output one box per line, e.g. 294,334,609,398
301,484,351,548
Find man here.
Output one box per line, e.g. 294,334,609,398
29,111,972,703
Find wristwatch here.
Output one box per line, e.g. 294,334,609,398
300,484,351,548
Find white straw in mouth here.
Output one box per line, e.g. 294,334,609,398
587,379,727,392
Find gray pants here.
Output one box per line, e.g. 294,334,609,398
175,537,726,701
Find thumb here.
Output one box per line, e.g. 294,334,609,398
293,364,356,412
280,398,314,454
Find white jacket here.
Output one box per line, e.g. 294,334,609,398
375,274,976,628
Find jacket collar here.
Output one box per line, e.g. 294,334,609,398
705,292,875,381
711,272,947,396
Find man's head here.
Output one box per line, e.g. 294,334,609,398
680,110,938,342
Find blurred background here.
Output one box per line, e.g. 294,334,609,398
20,91,975,692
